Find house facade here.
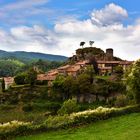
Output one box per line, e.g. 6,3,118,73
4,77,14,89
97,60,133,75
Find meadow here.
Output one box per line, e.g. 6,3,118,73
15,113,140,140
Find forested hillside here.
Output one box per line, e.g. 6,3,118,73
0,52,66,77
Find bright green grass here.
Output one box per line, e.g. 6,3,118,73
16,113,140,140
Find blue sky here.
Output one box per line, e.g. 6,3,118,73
0,0,140,60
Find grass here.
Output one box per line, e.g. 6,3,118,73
0,100,60,124
15,113,140,140
96,75,111,80
0,107,46,124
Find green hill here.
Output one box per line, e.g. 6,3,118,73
0,50,67,62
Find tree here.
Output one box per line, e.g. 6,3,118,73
114,65,123,80
89,57,99,74
63,76,79,98
1,78,5,92
52,75,65,99
126,60,140,104
80,42,85,48
84,65,95,84
89,41,94,47
14,72,28,85
26,68,37,86
77,73,91,95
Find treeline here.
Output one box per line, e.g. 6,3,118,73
0,58,63,77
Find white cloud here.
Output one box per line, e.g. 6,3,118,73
91,3,128,26
0,25,58,53
0,3,140,60
0,0,51,25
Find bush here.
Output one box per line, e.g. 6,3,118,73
32,102,61,113
114,95,128,107
0,105,140,139
0,105,15,111
0,120,31,139
22,104,33,112
57,99,78,115
14,73,28,85
46,105,140,129
45,114,74,128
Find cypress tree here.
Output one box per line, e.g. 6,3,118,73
1,78,5,92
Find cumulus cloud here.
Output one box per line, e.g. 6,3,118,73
0,3,140,60
0,25,58,53
91,3,128,26
54,21,139,60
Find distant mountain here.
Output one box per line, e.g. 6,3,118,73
0,50,68,62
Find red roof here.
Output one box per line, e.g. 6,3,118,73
97,60,133,65
57,65,71,70
37,74,56,81
97,61,120,64
76,60,89,65
66,65,81,72
47,69,58,76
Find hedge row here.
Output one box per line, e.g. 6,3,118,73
0,105,140,139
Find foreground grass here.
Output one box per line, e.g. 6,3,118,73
16,113,140,140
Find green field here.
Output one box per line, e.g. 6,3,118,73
16,113,140,140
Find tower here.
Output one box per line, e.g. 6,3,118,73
106,48,113,60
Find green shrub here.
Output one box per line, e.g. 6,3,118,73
46,105,140,129
45,114,74,128
32,102,61,113
114,95,128,107
22,104,33,112
14,72,28,85
0,105,15,111
57,99,78,115
0,120,31,135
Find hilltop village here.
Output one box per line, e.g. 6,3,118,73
2,47,133,90
38,47,132,83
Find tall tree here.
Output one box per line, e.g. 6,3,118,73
80,42,85,48
84,65,95,84
89,57,99,74
26,68,37,86
1,78,5,92
126,60,140,103
89,41,94,47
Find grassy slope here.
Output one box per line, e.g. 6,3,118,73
16,113,140,140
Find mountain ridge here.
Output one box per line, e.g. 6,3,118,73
0,50,68,62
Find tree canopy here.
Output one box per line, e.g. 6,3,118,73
126,60,140,103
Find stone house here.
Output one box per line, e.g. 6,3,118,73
4,77,14,89
97,60,133,75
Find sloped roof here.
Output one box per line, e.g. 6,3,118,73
97,61,120,64
66,65,81,72
97,60,133,65
37,74,56,81
119,61,133,65
57,65,71,70
75,60,89,65
47,69,58,76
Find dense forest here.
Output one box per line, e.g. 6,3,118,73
0,58,64,77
